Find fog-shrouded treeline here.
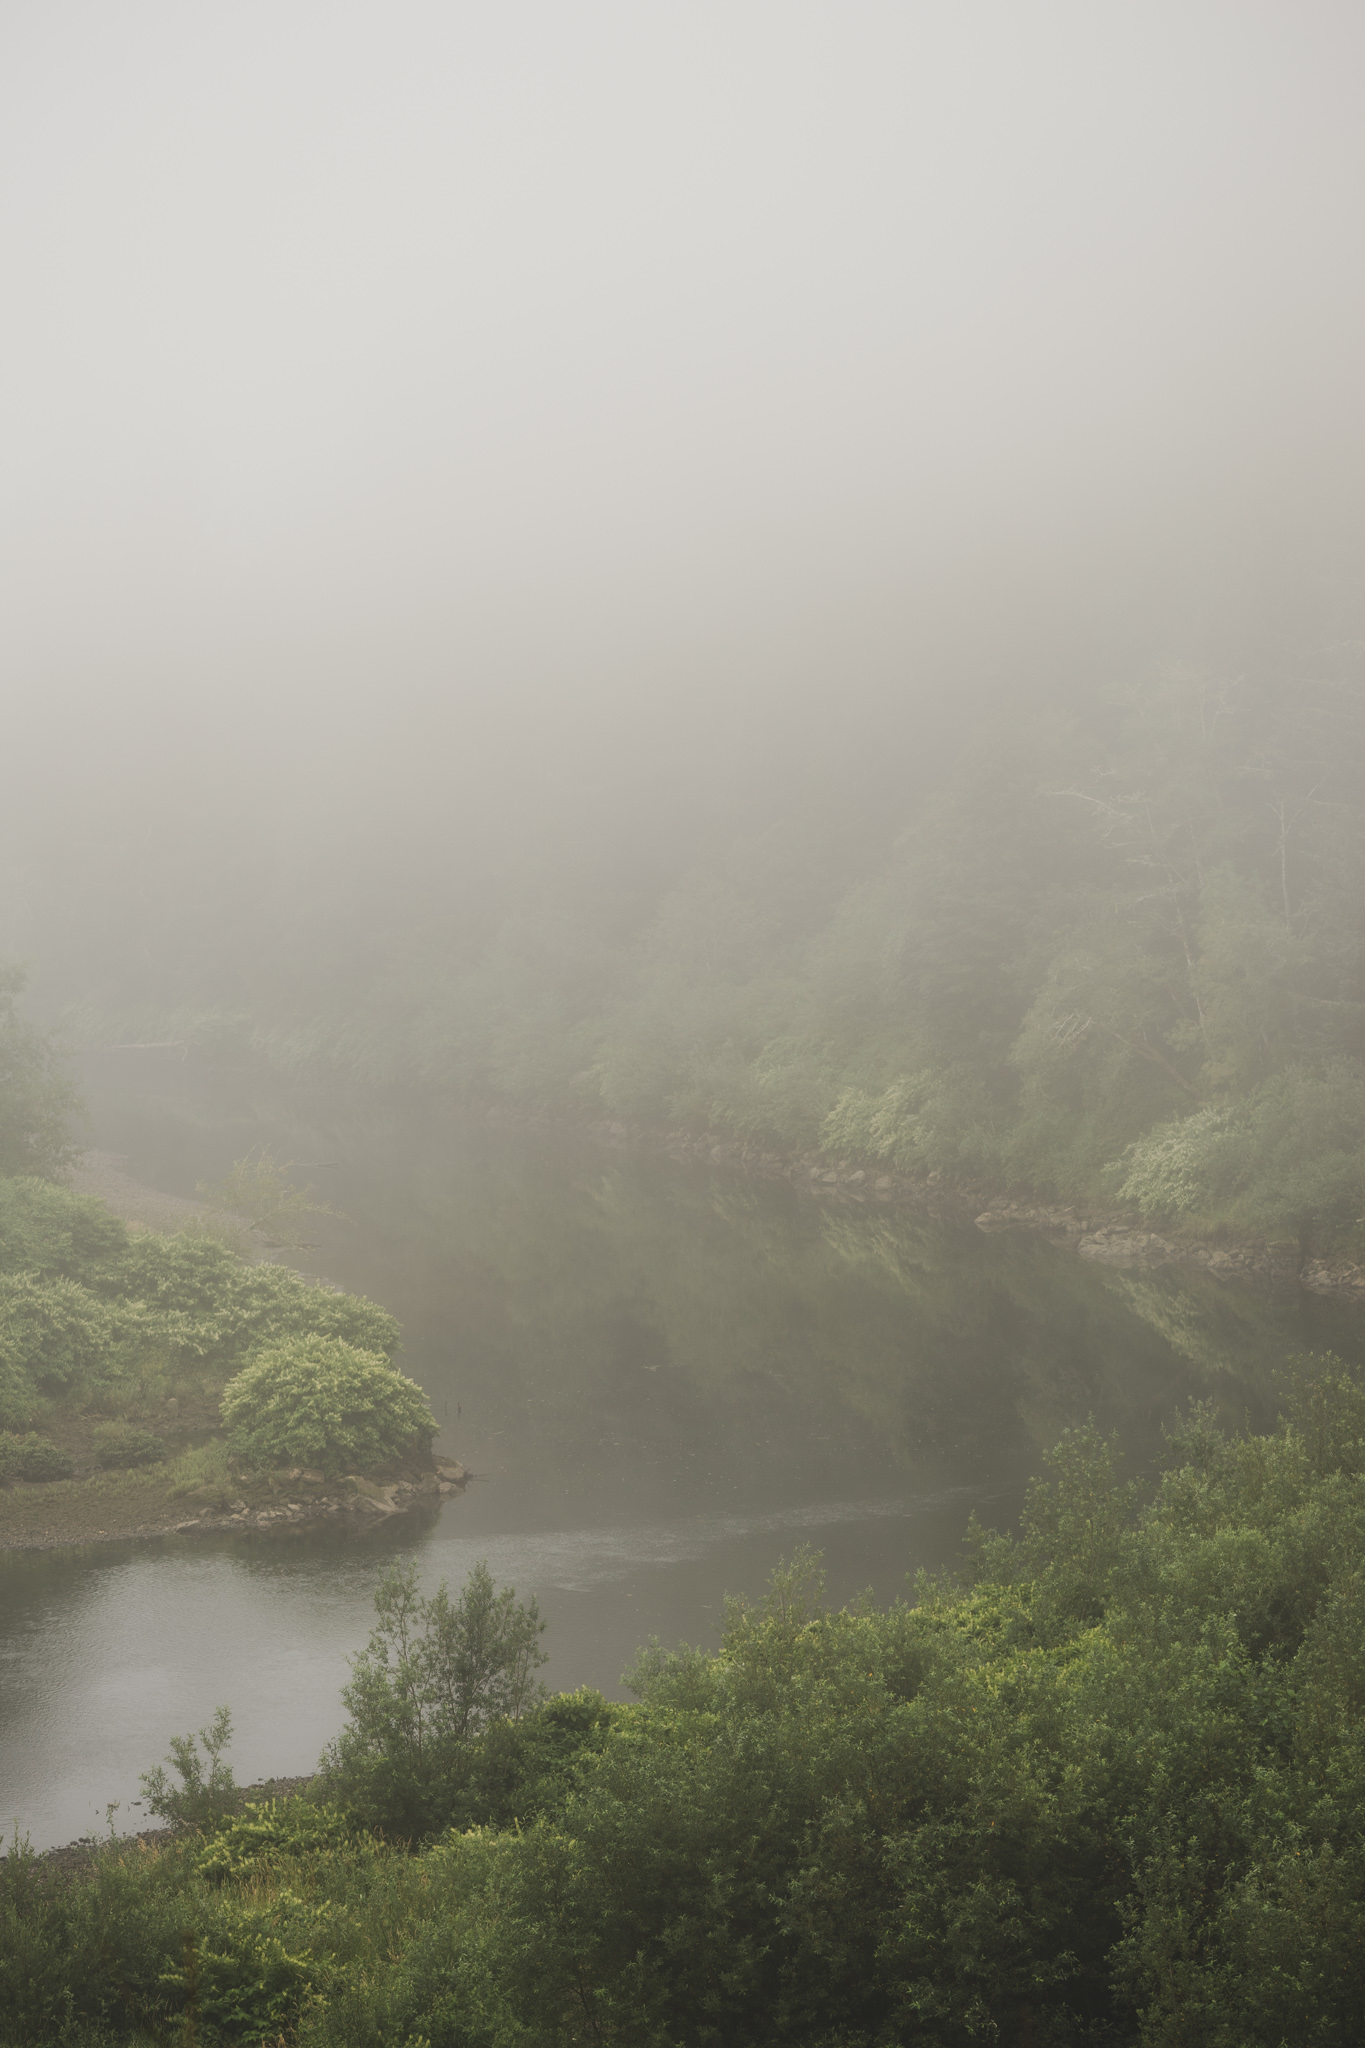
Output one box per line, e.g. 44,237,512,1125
7,652,1365,1248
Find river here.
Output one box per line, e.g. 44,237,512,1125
3,1050,1361,1849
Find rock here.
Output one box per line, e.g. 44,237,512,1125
822,1171,840,1185
175,1519,200,1532
875,1176,893,1191
847,1170,866,1184
809,1166,824,1180
1078,1233,1164,1265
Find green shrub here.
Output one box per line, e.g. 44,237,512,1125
231,1262,400,1359
0,1431,73,1481
220,1336,434,1476
106,1232,400,1369
193,1798,359,1885
111,1229,245,1320
0,1176,127,1284
140,1704,238,1828
1112,1062,1365,1243
91,1420,166,1468
168,1436,234,1499
0,1271,116,1426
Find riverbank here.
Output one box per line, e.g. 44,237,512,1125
19,1775,318,1890
512,1107,1365,1297
0,1454,468,1552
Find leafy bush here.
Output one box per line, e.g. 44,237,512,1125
1112,1062,1365,1243
105,1232,400,1367
112,1230,246,1321
0,1175,127,1284
140,1704,238,1828
0,1272,116,1426
91,1420,166,1468
820,1067,1006,1179
231,1262,400,1359
220,1336,434,1475
193,1798,359,1885
0,1431,72,1481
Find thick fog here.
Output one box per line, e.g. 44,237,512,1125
4,0,1365,996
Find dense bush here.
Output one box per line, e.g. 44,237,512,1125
220,1336,435,1476
1115,1062,1365,1242
0,1272,116,1426
0,1176,127,1286
0,1431,72,1481
90,1421,166,1468
0,1185,404,1452
110,1233,400,1364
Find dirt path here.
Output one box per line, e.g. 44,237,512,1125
67,1149,246,1237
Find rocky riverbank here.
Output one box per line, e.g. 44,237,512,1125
542,1111,1365,1297
0,1456,468,1553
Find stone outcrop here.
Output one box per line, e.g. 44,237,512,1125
172,1459,468,1537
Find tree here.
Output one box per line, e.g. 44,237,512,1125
139,1705,238,1828
194,1146,342,1247
321,1558,548,1833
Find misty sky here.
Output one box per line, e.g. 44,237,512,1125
5,0,1365,765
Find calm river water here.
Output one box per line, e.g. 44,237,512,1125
4,1051,1363,1848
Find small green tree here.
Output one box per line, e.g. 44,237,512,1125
140,1705,238,1828
321,1559,548,1832
195,1147,342,1247
219,1335,435,1475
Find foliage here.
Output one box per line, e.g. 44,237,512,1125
108,1231,400,1363
0,1271,116,1426
90,1420,166,1468
196,1145,344,1246
0,966,81,1180
167,1435,235,1501
1114,1062,1365,1242
0,1431,72,1481
10,1362,1365,2041
320,1558,550,1835
139,1705,239,1829
220,1336,435,1476
0,1176,127,1284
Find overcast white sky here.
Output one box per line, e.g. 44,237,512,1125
4,0,1364,756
